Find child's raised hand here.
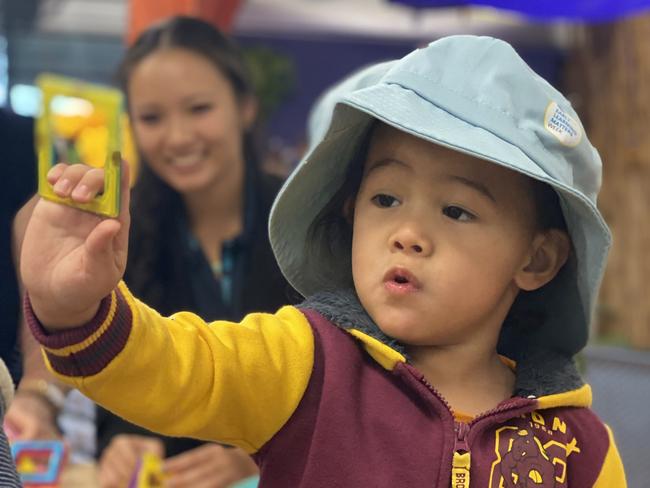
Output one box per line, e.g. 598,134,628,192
20,161,131,330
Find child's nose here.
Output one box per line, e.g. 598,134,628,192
390,227,432,256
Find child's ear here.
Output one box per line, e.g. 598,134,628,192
515,229,571,291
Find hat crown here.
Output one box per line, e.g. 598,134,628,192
348,36,601,204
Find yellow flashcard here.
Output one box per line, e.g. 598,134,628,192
36,74,124,217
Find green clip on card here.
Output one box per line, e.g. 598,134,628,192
36,74,123,217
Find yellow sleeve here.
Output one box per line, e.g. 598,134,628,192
45,282,314,453
592,425,627,488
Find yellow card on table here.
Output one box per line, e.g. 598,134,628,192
36,74,123,217
130,452,166,488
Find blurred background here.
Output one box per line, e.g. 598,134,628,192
1,0,649,486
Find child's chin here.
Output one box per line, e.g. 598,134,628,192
378,321,428,343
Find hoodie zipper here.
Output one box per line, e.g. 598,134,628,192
415,372,536,488
416,373,472,487
452,421,471,488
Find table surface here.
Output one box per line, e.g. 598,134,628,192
59,463,98,487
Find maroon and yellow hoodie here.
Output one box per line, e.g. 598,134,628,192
27,283,625,487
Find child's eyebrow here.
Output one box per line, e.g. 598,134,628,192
365,158,496,203
446,175,496,203
365,157,411,174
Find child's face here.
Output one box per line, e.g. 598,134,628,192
351,124,542,348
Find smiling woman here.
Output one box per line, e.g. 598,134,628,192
93,16,295,488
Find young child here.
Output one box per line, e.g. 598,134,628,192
20,36,626,487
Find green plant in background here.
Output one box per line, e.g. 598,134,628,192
242,45,296,121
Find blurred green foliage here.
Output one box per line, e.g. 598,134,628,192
243,45,296,121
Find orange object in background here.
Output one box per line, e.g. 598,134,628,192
127,0,243,44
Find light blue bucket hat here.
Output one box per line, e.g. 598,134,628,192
270,35,611,356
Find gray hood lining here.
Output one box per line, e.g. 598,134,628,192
299,289,584,399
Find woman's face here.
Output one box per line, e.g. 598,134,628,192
128,48,256,195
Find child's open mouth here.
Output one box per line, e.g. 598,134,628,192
383,267,421,294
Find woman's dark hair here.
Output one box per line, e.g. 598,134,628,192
117,16,254,107
120,16,260,311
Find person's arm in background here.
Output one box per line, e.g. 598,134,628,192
4,195,67,440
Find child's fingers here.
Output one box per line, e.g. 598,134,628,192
99,436,143,487
46,163,68,184
51,164,96,198
133,436,165,459
70,168,105,203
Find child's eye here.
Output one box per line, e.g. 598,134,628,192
442,205,474,222
371,194,400,208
